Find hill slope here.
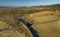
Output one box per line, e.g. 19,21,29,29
0,4,60,37
22,11,60,37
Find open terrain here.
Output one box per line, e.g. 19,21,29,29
22,11,60,37
0,4,60,37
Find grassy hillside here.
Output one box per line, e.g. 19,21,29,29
0,21,25,37
0,4,60,37
22,11,60,37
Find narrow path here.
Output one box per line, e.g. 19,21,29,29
36,18,60,24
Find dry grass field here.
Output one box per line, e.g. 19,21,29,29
22,11,60,37
0,4,60,37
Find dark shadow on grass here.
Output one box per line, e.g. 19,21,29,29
17,17,39,37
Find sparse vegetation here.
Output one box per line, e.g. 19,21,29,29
0,4,60,37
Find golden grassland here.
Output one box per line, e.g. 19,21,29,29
22,11,60,37
0,4,60,37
